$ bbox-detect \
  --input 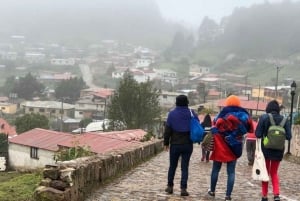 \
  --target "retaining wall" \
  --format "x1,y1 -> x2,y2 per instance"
34,139 -> 163,201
